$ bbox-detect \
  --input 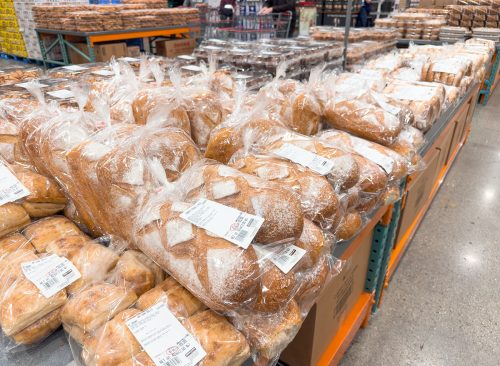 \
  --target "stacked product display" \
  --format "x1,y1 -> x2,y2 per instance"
32,4 -> 199,32
193,37 -> 344,78
374,12 -> 447,40
13,0 -> 88,60
446,4 -> 500,28
0,0 -> 28,57
0,36 -> 494,366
